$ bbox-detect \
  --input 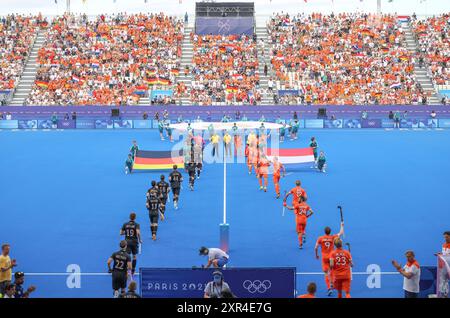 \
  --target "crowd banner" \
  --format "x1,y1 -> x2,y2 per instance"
343,119 -> 362,129
0,120 -> 18,129
324,119 -> 343,128
139,268 -> 296,298
94,119 -> 114,129
438,119 -> 450,128
18,120 -> 38,129
133,120 -> 152,129
304,119 -> 324,129
76,119 -> 95,129
57,119 -> 76,129
113,120 -> 133,129
361,119 -> 382,128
